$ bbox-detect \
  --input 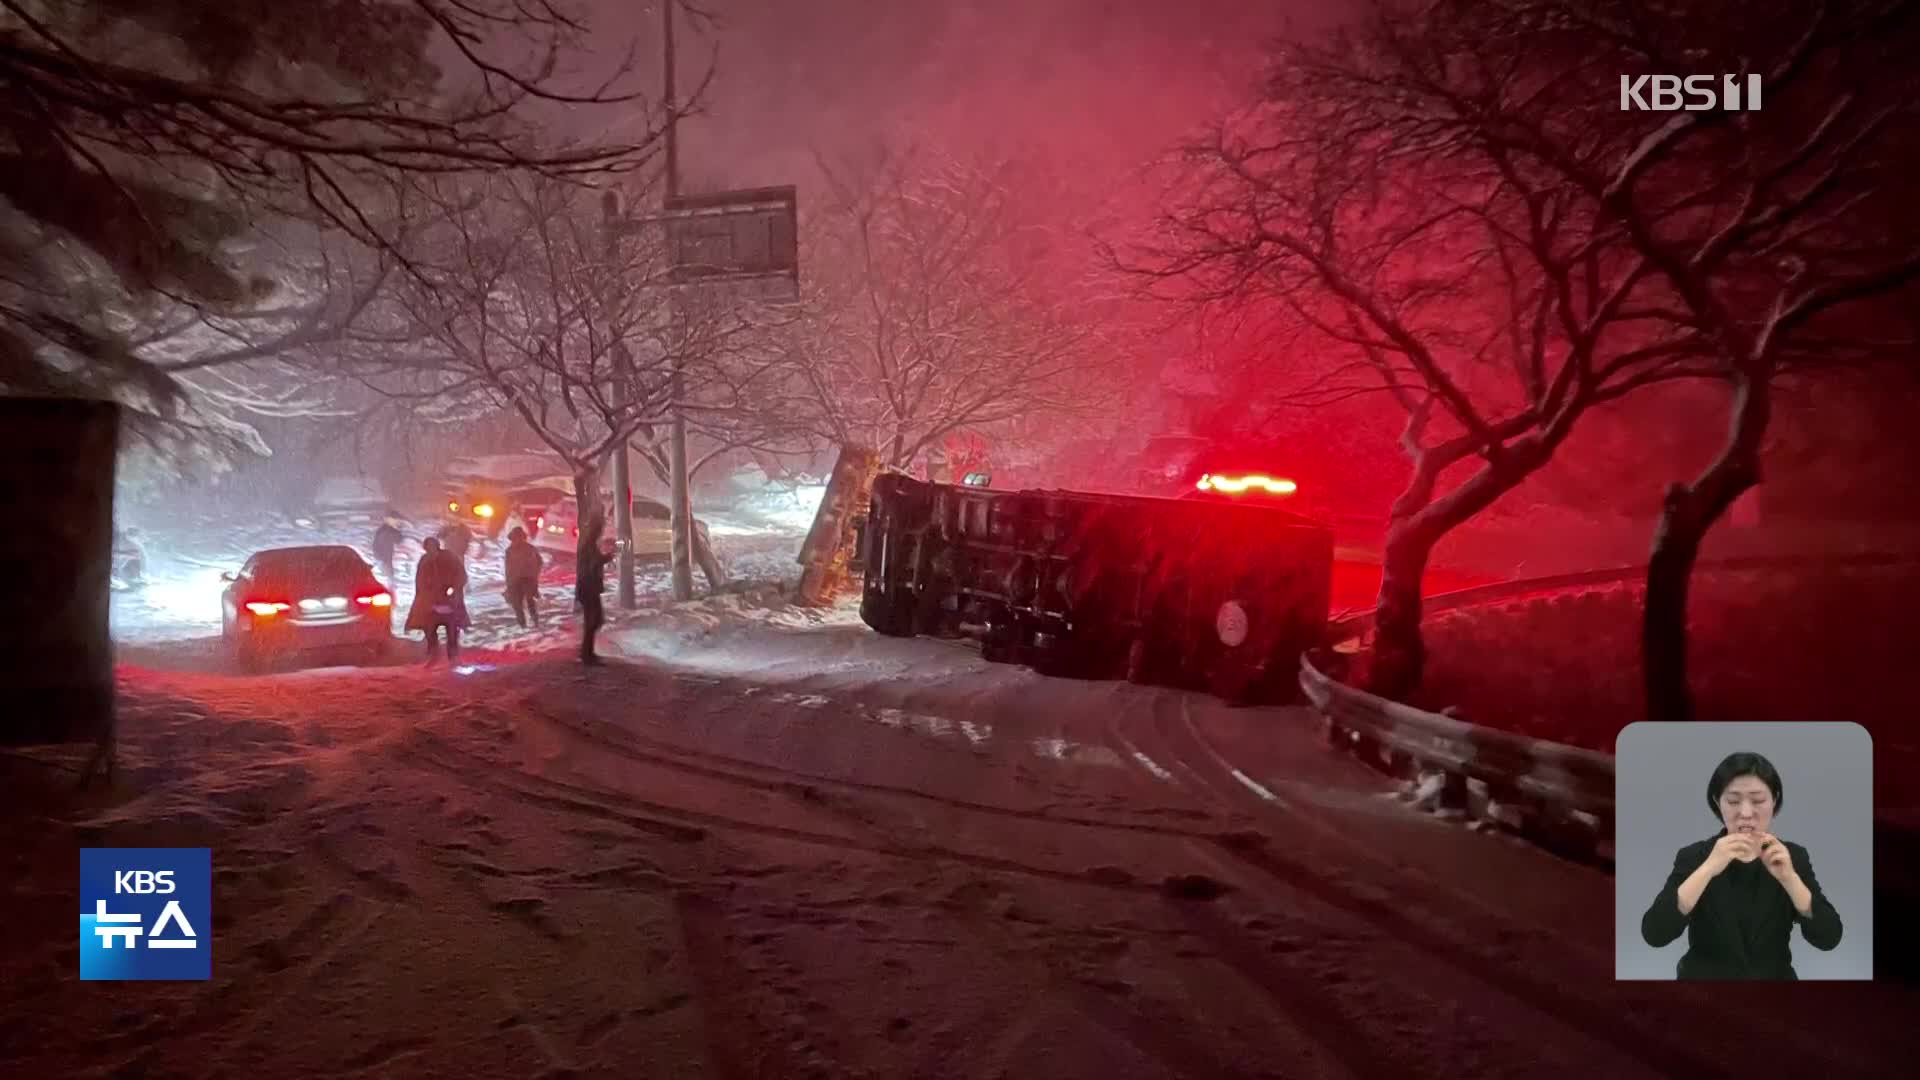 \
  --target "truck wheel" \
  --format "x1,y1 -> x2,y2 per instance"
1028,639 -> 1080,678
1127,633 -> 1178,688
865,585 -> 918,637
1211,664 -> 1266,707
981,615 -> 1020,663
